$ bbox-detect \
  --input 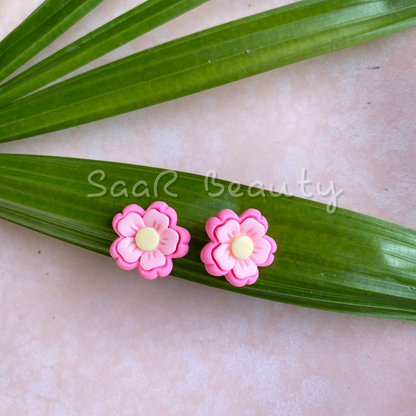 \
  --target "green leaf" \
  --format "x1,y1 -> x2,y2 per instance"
0,154 -> 415,320
0,0 -> 210,109
0,0 -> 415,143
0,0 -> 106,84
